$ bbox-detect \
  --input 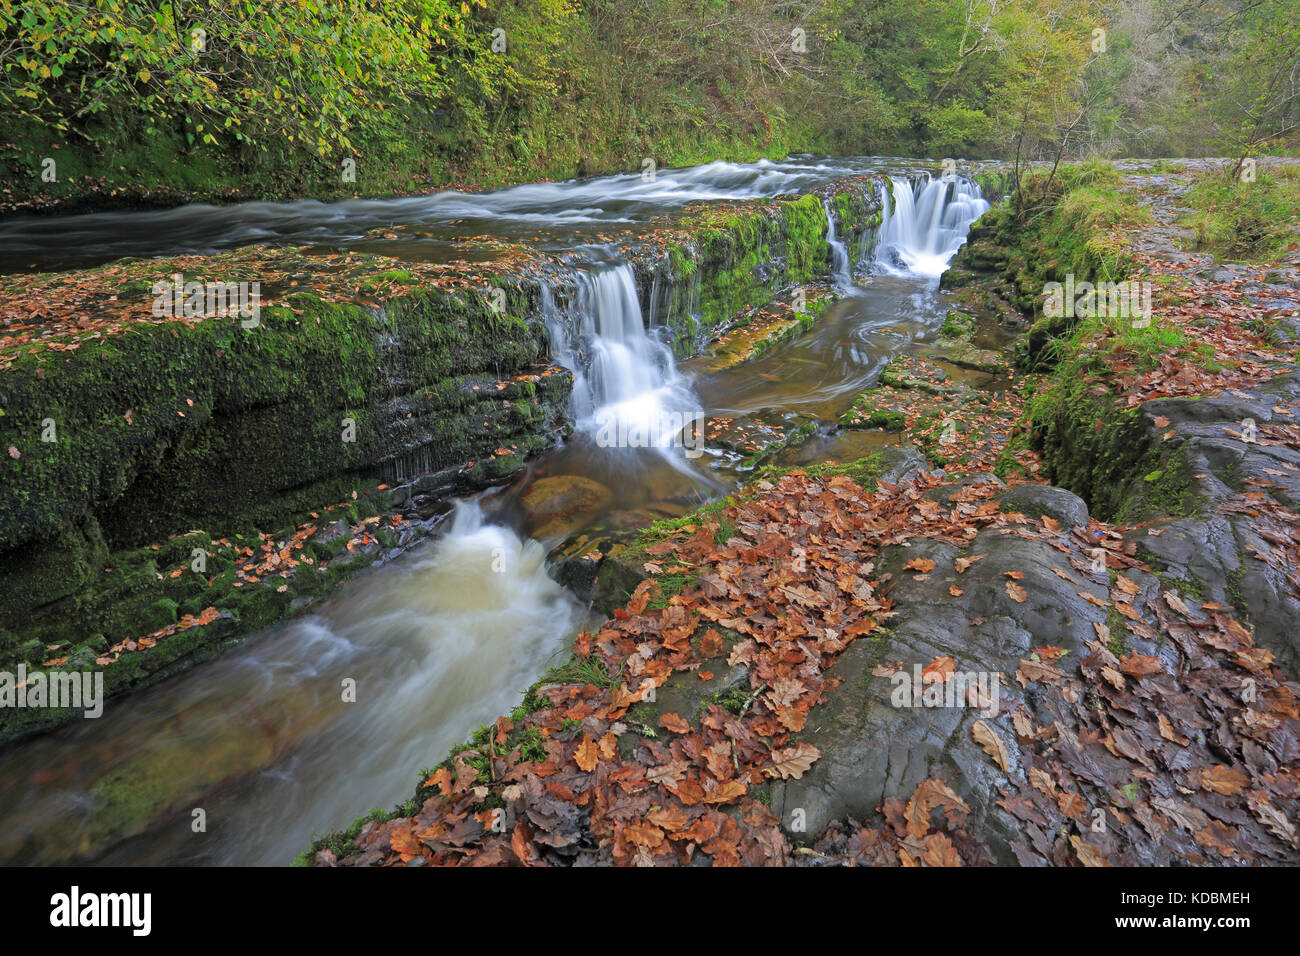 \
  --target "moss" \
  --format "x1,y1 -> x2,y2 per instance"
754,450 -> 887,493
360,269 -> 418,287
939,310 -> 977,340
783,194 -> 832,287
297,805 -> 393,866
953,166 -> 1148,370
1030,379 -> 1200,523
1224,567 -> 1250,623
702,685 -> 751,717
954,163 -> 1212,525
1105,603 -> 1128,656
652,183 -> 880,356
0,263 -> 574,646
841,390 -> 907,431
